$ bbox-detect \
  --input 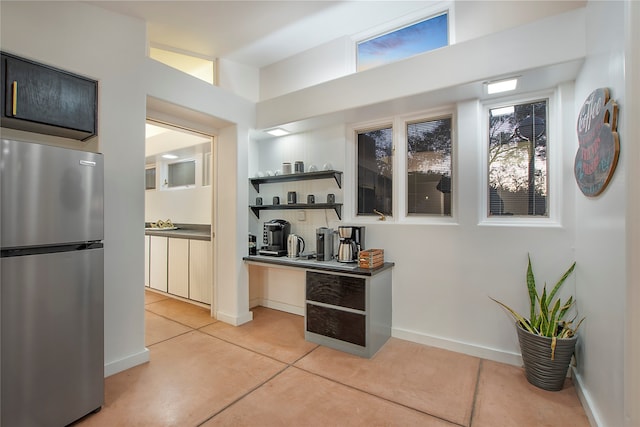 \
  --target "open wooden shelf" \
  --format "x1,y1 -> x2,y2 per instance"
249,203 -> 342,219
